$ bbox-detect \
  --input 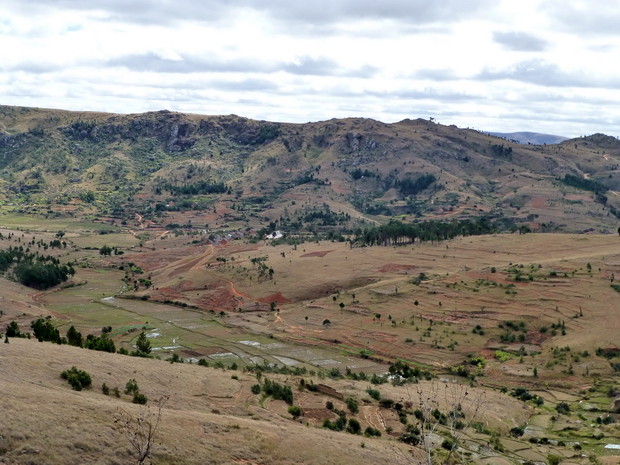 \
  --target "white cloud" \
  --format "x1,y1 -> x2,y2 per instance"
1,0 -> 619,137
